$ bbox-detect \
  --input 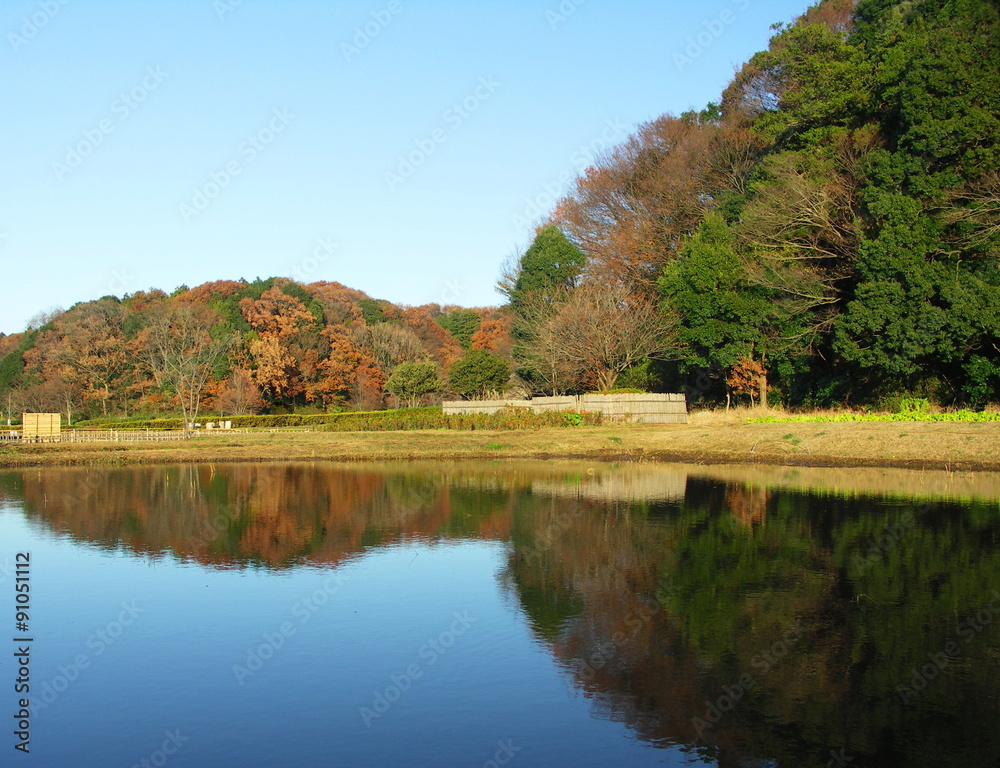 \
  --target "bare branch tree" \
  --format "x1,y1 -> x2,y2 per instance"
512,290 -> 585,396
144,306 -> 232,430
495,247 -> 524,303
349,322 -> 425,372
515,283 -> 676,393
944,173 -> 1000,251
555,283 -> 677,390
